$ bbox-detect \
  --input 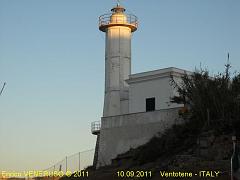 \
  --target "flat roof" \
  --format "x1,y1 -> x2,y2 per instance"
126,67 -> 192,84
